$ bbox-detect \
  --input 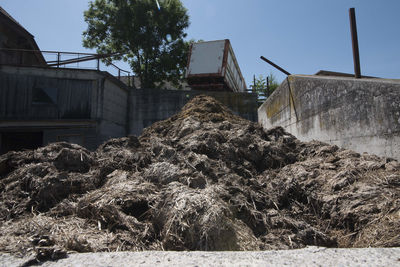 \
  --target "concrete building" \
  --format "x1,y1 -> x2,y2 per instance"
0,7 -> 258,154
0,64 -> 257,154
258,74 -> 400,160
0,65 -> 130,153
